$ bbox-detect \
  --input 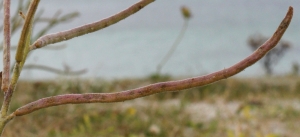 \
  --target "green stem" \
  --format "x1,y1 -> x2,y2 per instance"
0,113 -> 16,136
157,19 -> 189,73
15,0 -> 39,62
